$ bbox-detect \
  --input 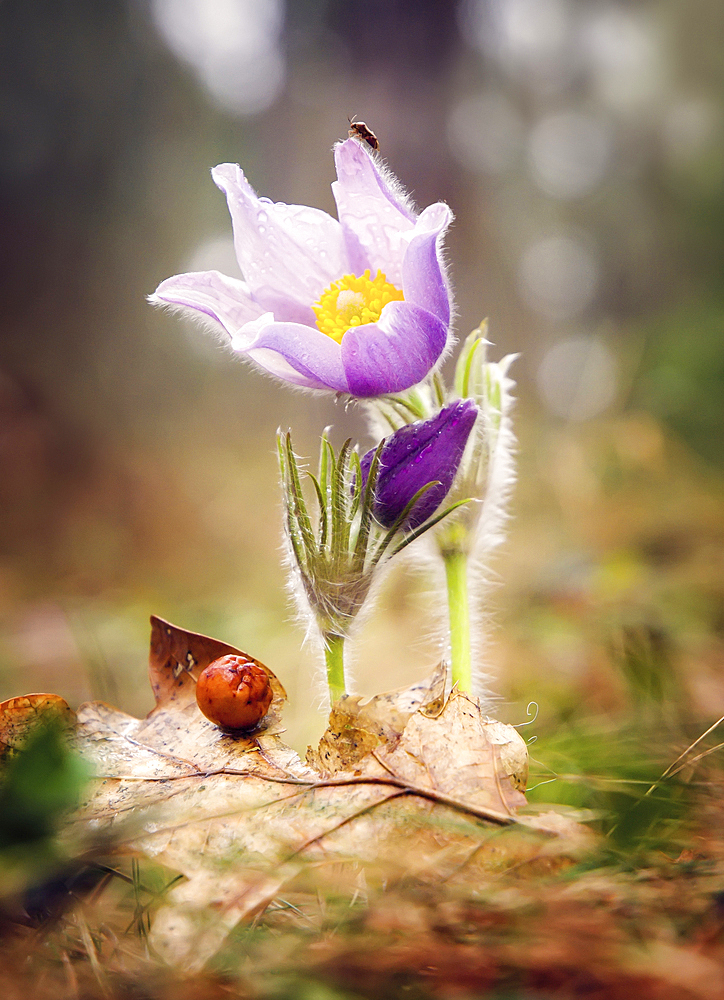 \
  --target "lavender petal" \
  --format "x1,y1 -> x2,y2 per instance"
245,321 -> 350,392
341,301 -> 447,397
332,139 -> 417,287
149,270 -> 265,337
212,163 -> 348,314
401,203 -> 453,327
